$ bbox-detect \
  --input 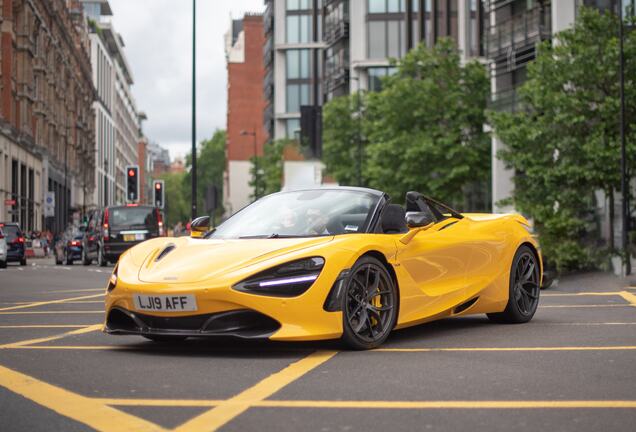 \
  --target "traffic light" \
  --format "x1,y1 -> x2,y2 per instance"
153,180 -> 165,209
126,165 -> 139,203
